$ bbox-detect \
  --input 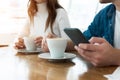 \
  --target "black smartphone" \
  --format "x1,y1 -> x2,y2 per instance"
64,28 -> 89,45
